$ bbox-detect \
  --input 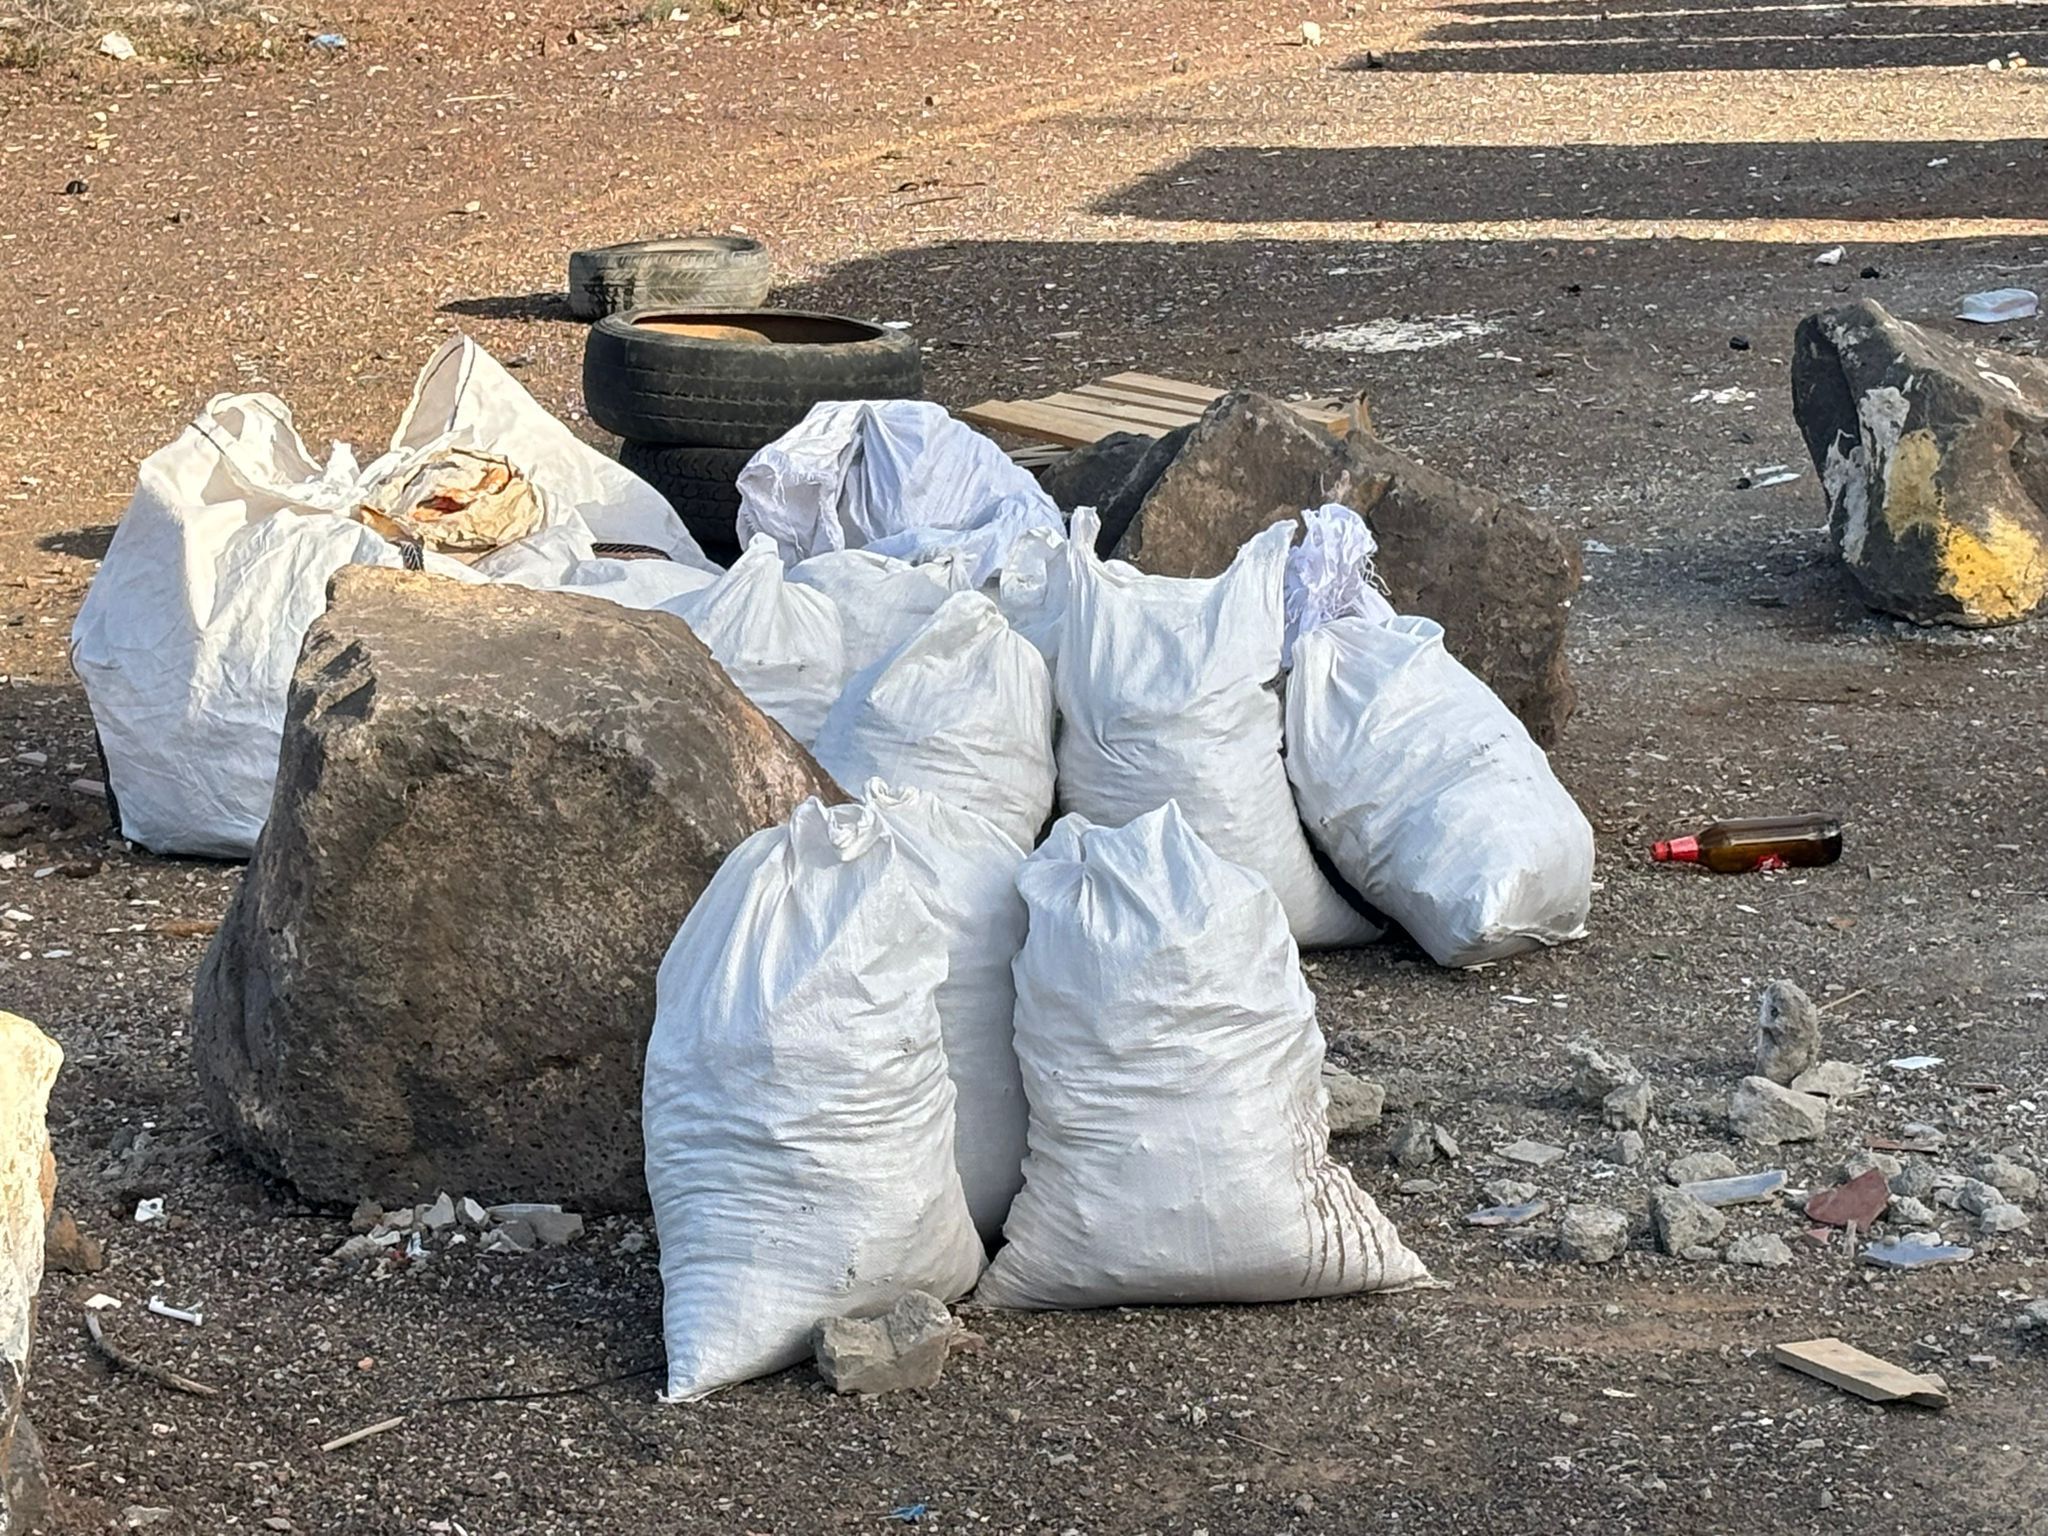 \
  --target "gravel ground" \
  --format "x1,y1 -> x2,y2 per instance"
4,2 -> 2047,1531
